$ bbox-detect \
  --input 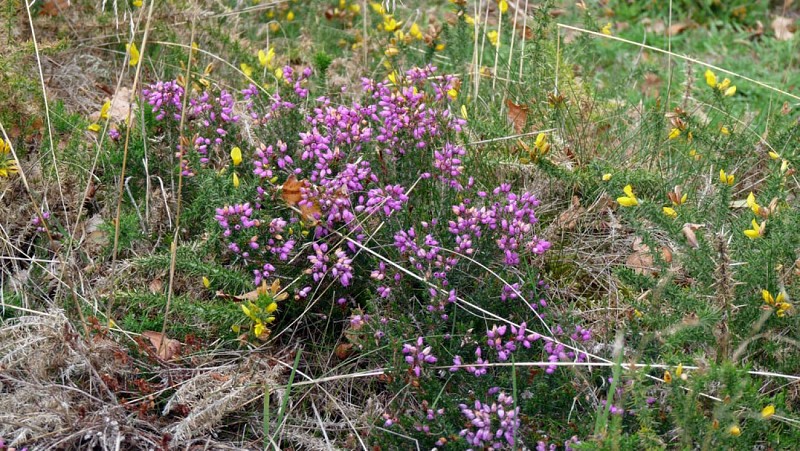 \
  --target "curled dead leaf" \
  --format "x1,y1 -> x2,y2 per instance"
335,343 -> 353,360
280,175 -> 304,205
661,246 -> 673,264
505,100 -> 528,134
667,21 -> 692,36
280,175 -> 321,222
626,237 -> 656,275
142,331 -> 181,360
681,223 -> 704,249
